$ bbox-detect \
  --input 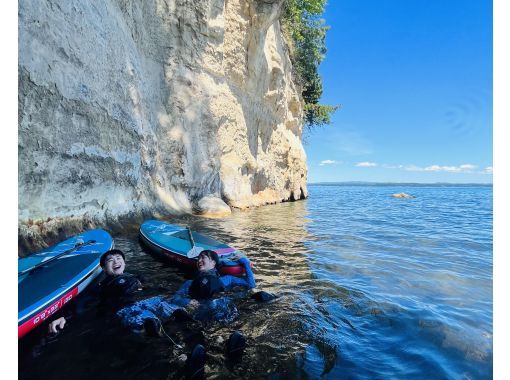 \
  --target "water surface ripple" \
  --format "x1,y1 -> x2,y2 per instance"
19,184 -> 493,379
